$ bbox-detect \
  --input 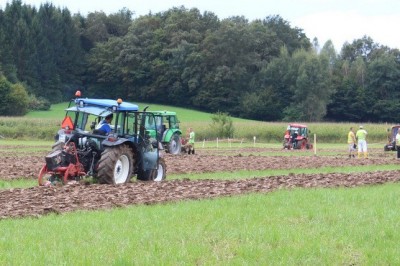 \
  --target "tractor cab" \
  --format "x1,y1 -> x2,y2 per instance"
384,125 -> 400,151
145,111 -> 182,155
283,123 -> 313,150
